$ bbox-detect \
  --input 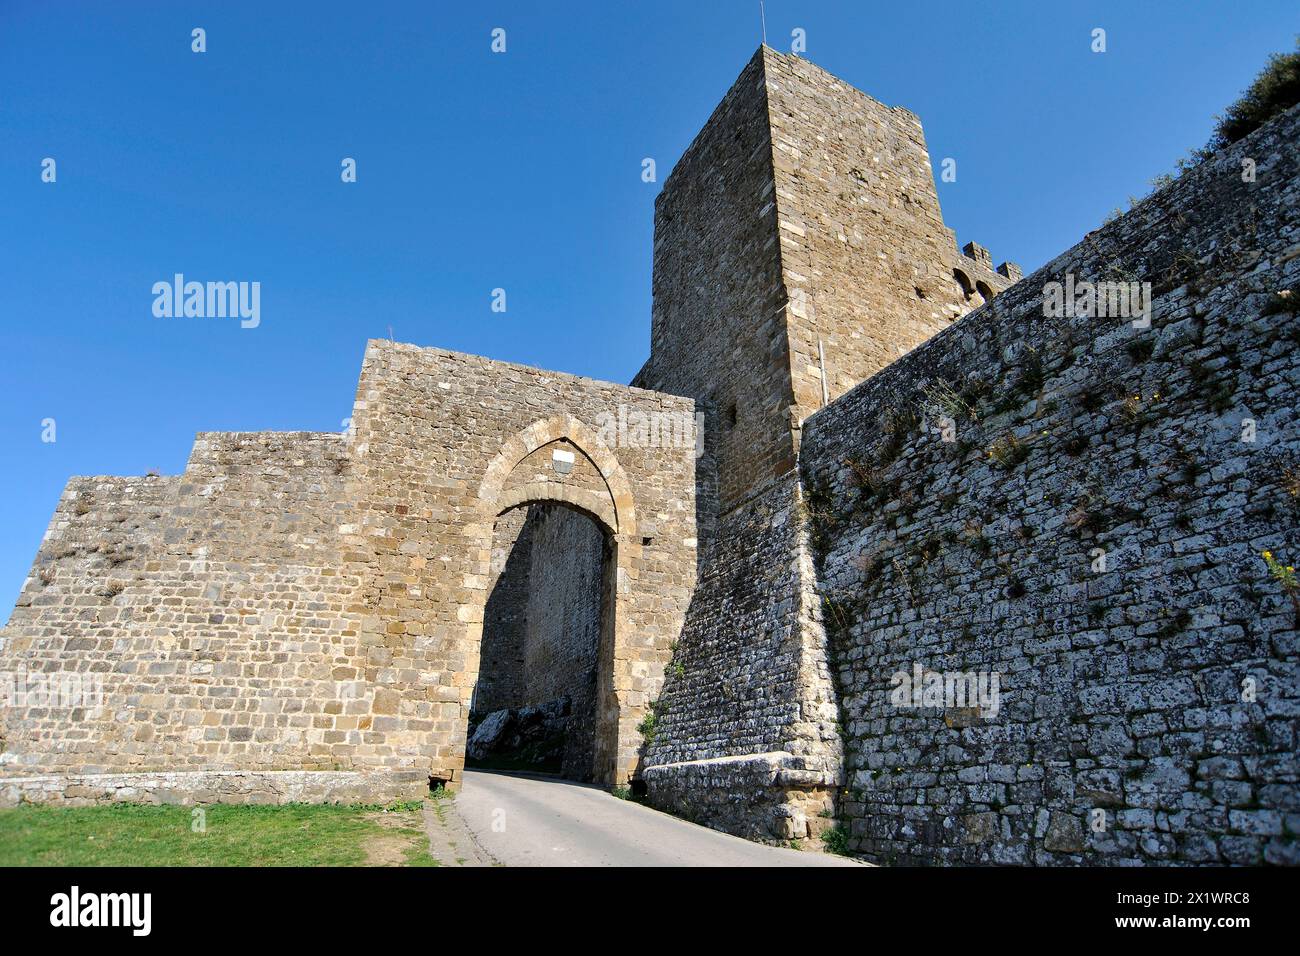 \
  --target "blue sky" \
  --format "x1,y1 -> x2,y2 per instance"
1,0 -> 1295,619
